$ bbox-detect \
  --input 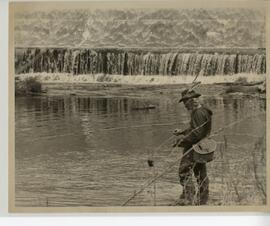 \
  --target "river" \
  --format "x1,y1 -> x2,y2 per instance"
15,85 -> 266,207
